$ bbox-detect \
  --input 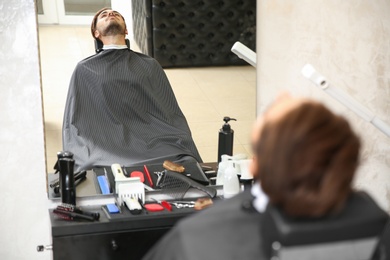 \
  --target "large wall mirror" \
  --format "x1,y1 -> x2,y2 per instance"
37,0 -> 256,198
